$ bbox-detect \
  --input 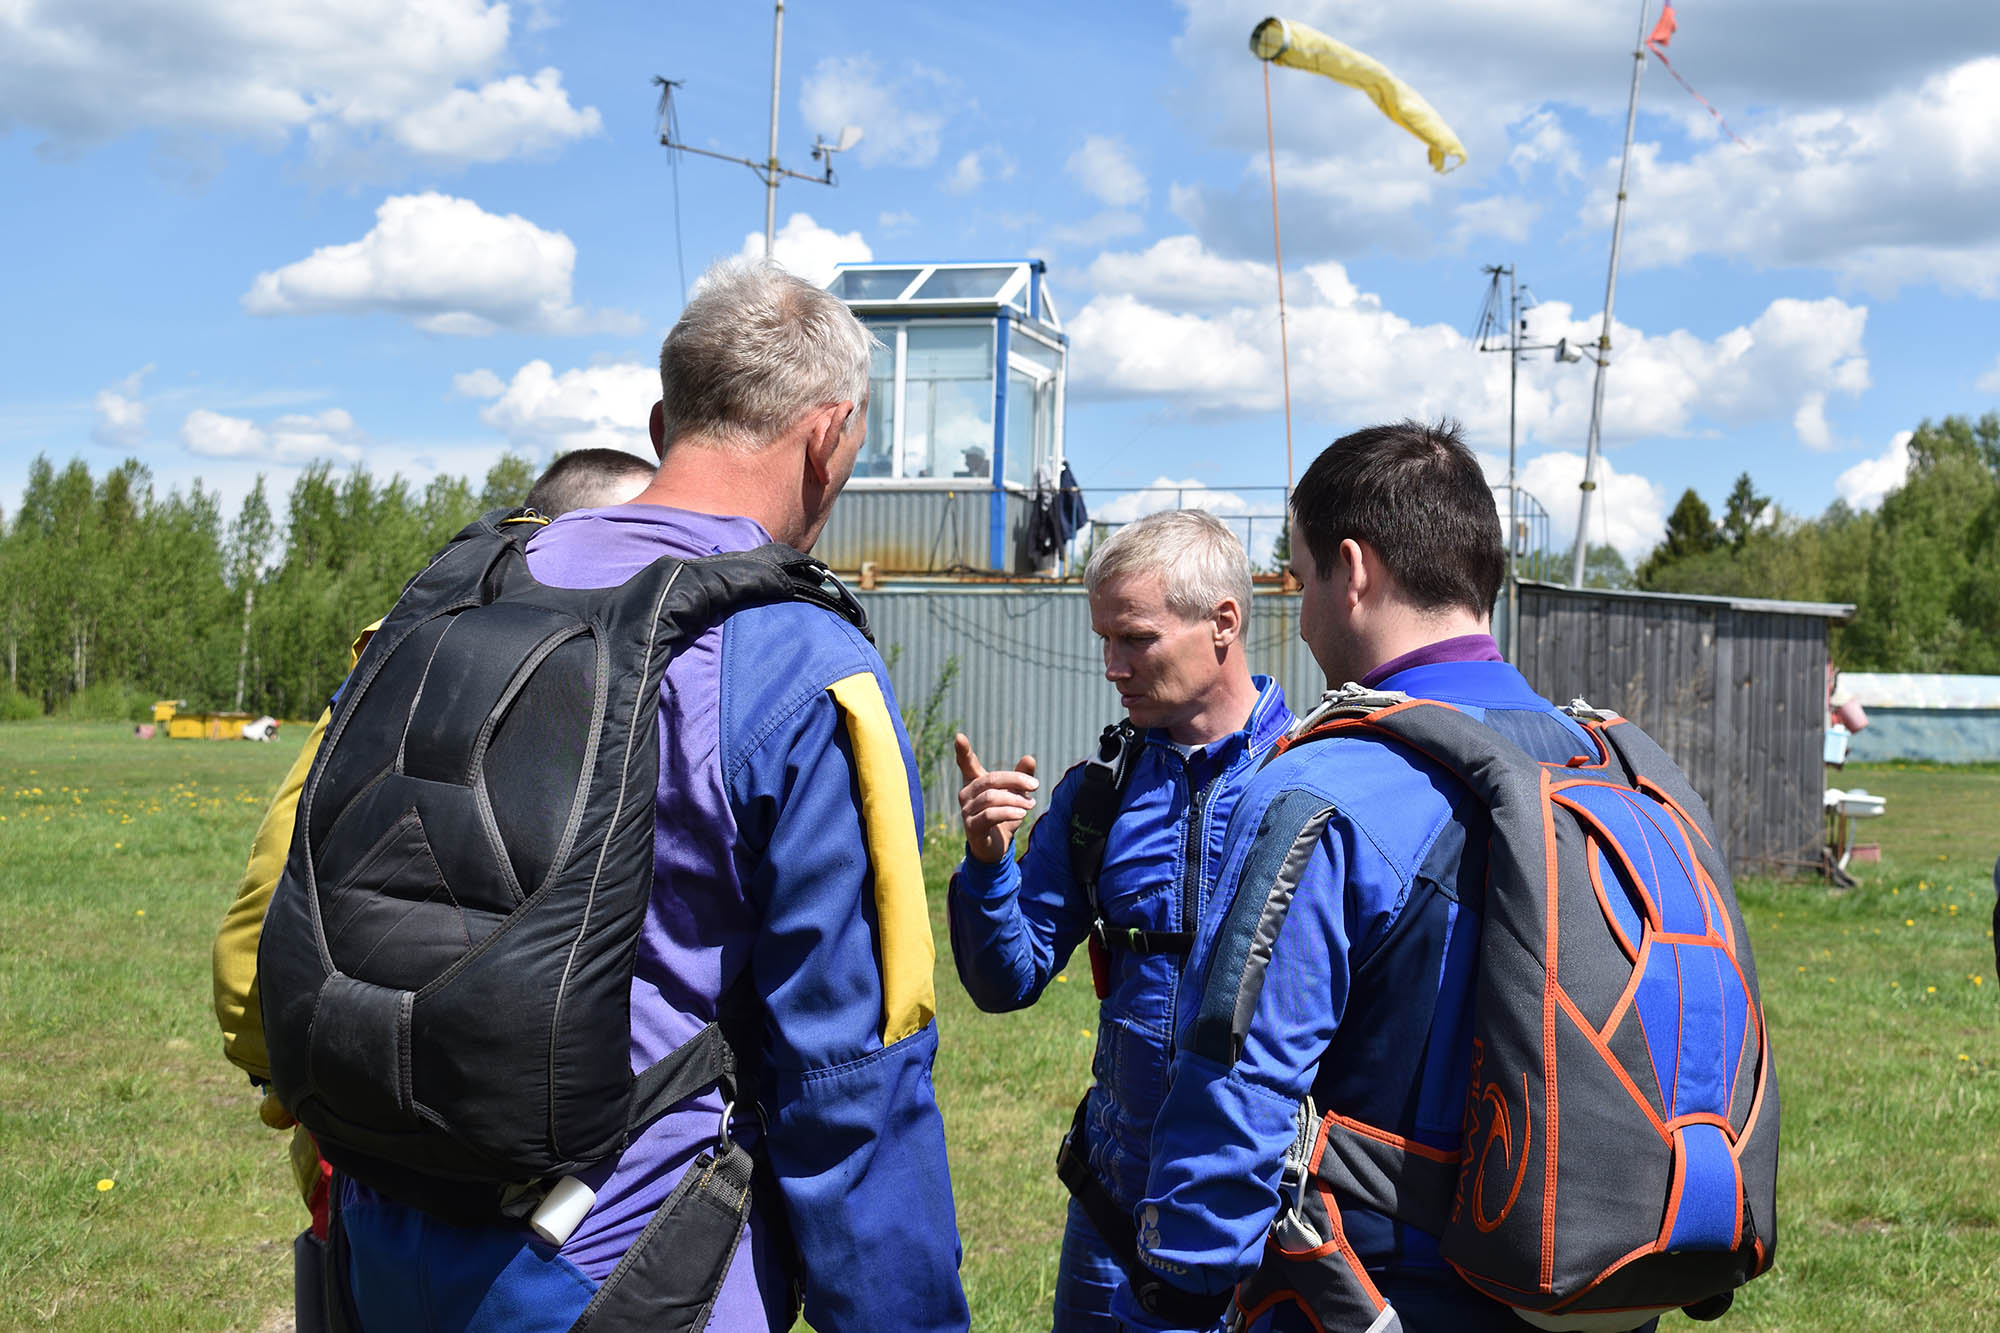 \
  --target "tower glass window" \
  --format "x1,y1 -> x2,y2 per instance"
856,336 -> 898,478
902,325 -> 994,480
